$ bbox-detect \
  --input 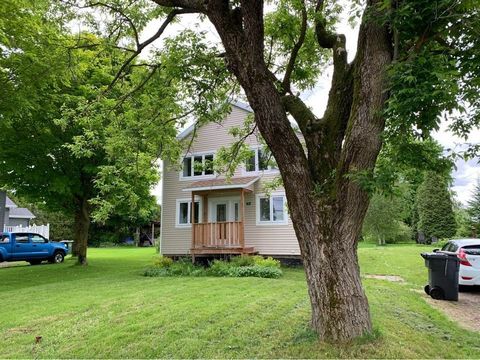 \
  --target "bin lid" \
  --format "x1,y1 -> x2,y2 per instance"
421,252 -> 459,260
